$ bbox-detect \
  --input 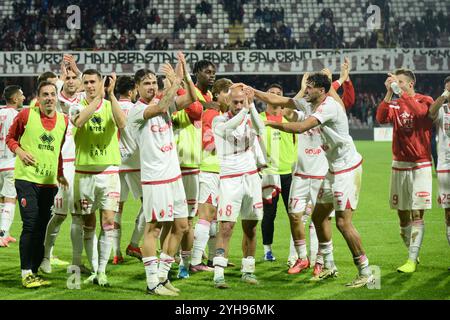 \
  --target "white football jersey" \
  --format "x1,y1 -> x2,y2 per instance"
436,104 -> 450,170
58,91 -> 84,161
213,110 -> 258,176
0,106 -> 18,169
118,99 -> 140,170
128,98 -> 181,183
293,101 -> 328,177
311,96 -> 362,172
